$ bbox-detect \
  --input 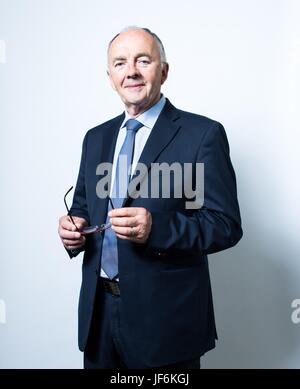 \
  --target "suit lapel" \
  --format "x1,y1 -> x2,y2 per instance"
92,113 -> 124,223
